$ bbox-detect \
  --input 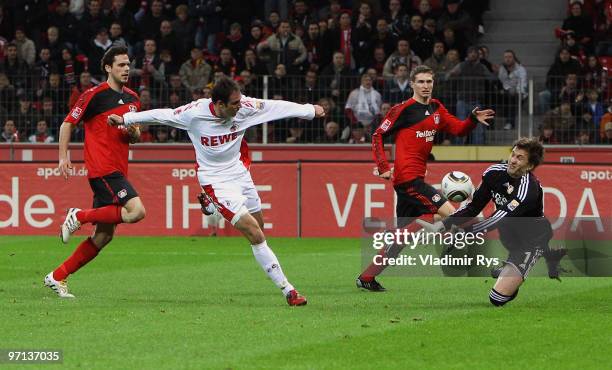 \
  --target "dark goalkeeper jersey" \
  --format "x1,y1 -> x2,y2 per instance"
372,98 -> 476,185
444,163 -> 552,246
64,82 -> 140,178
